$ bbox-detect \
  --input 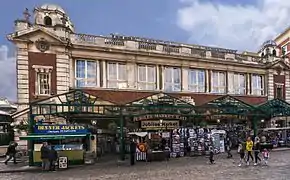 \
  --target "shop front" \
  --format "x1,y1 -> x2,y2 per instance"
20,124 -> 91,166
